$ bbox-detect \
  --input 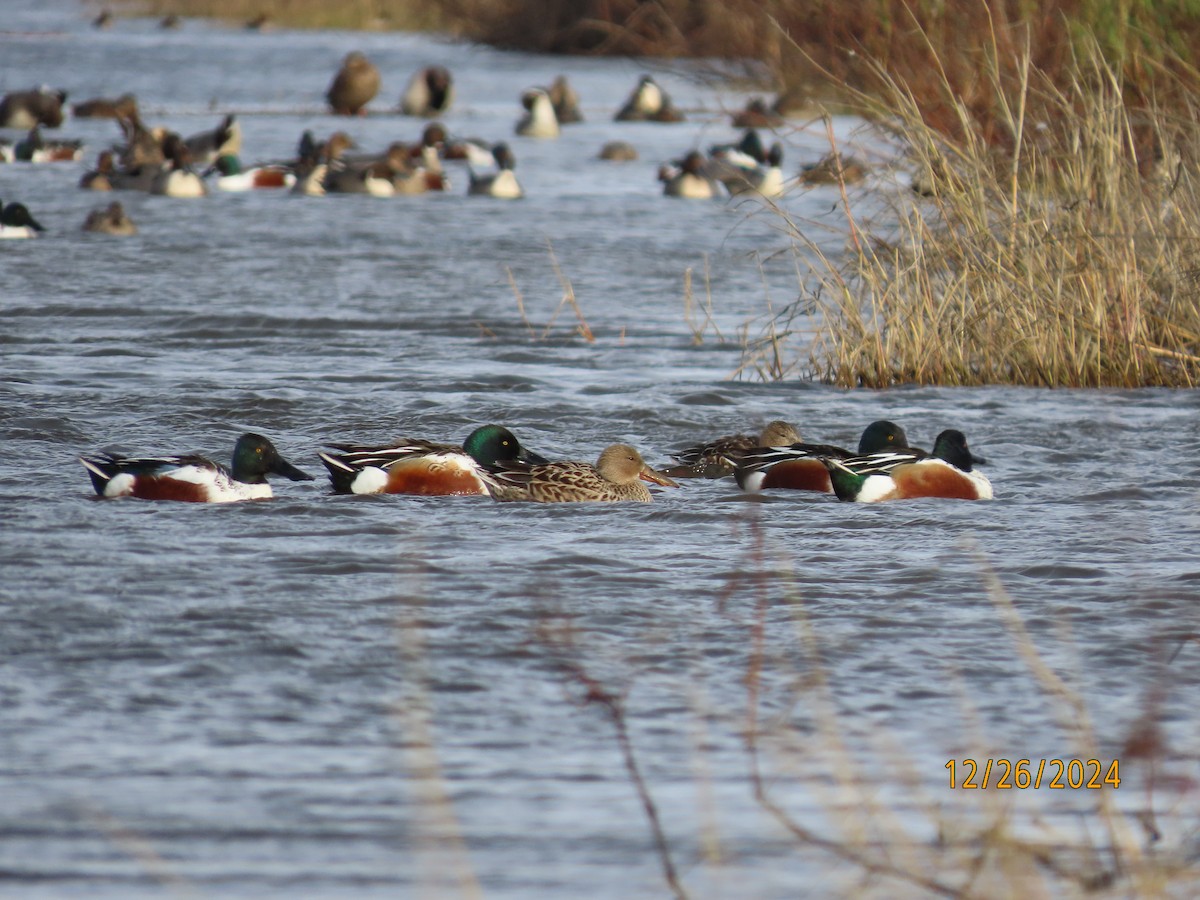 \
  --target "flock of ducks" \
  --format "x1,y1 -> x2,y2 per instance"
0,26 -> 865,237
79,420 -> 993,505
